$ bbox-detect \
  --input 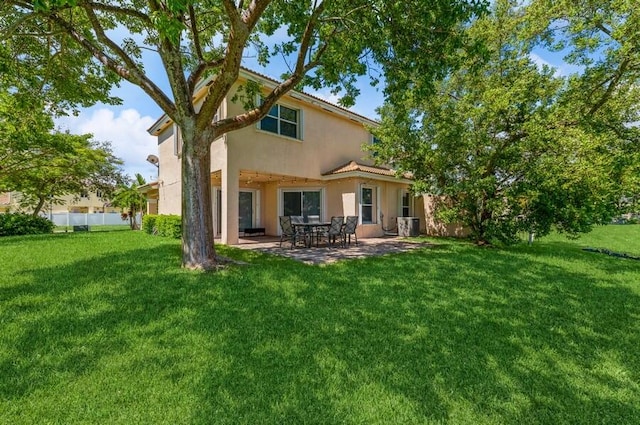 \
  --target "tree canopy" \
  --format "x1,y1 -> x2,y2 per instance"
371,0 -> 640,244
0,90 -> 125,215
0,0 -> 487,269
